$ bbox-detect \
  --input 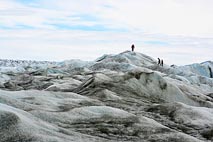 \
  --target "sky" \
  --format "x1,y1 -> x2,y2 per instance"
0,0 -> 213,65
